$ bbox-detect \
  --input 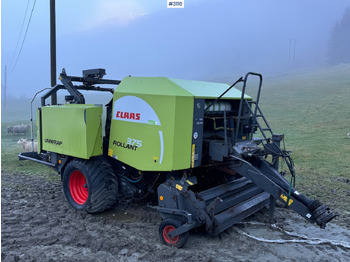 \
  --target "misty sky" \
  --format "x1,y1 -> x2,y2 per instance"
1,0 -> 350,98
